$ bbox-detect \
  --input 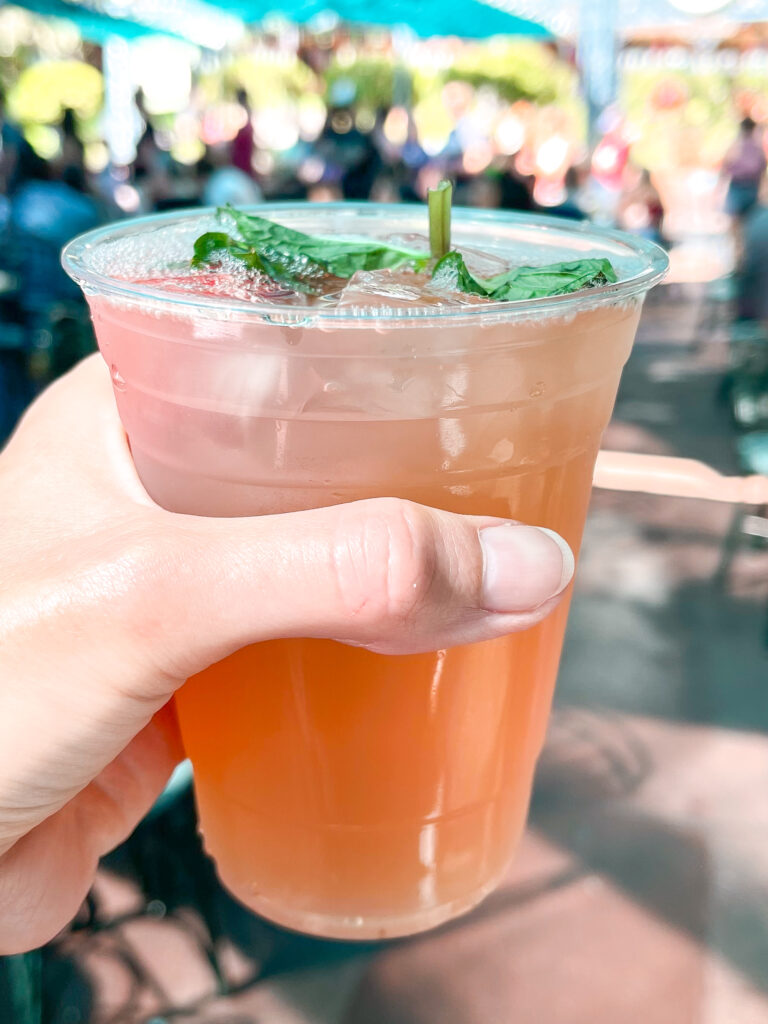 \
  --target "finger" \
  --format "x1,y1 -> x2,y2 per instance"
7,354 -> 117,453
3,355 -> 156,511
142,498 -> 574,684
0,708 -> 182,954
